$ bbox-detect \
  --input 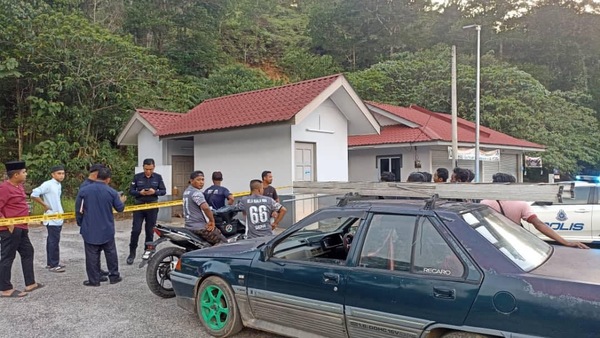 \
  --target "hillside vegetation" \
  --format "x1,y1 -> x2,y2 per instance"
2,0 -> 600,192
